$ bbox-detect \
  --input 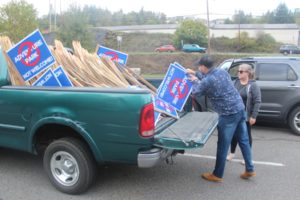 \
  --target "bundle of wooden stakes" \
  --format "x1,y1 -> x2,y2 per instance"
0,36 -> 27,86
0,36 -> 156,94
